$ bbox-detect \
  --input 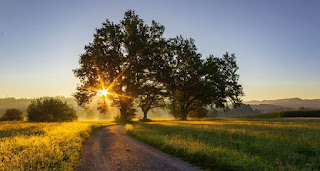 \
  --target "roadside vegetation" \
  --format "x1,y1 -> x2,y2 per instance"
0,121 -> 113,170
126,119 -> 320,170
